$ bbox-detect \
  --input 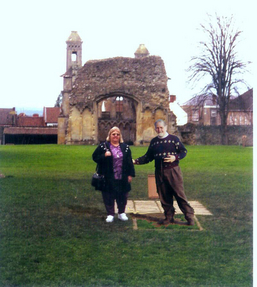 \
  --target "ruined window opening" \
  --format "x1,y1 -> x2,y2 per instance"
116,96 -> 123,113
72,52 -> 77,62
101,101 -> 106,112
